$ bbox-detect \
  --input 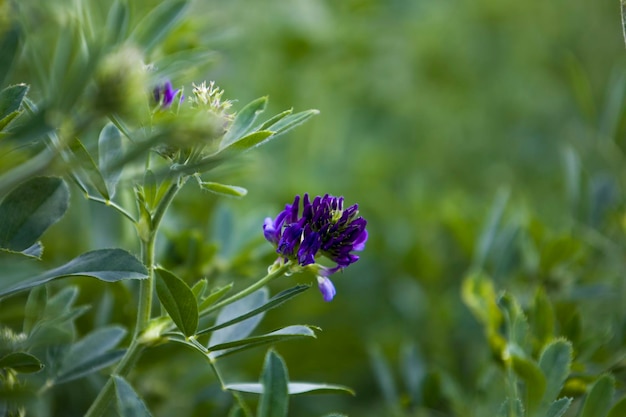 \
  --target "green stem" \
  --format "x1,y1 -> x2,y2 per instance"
85,177 -> 186,417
